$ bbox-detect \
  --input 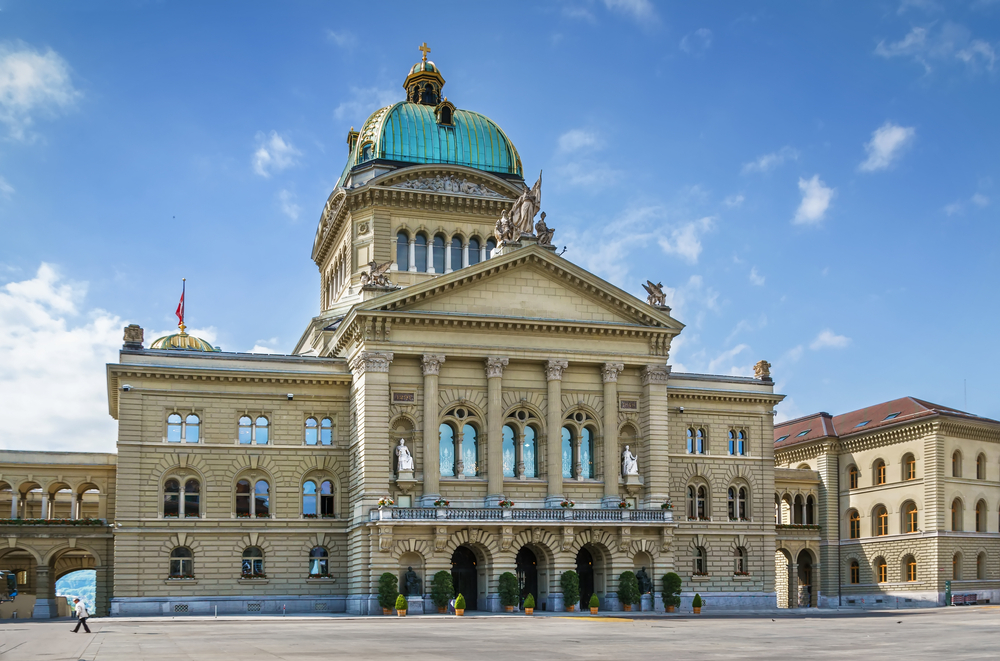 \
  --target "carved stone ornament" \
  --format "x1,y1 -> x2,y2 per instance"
500,526 -> 514,551
642,280 -> 668,307
561,526 -> 574,552
123,324 -> 144,349
754,359 -> 772,381
602,362 -> 625,383
545,359 -> 569,381
350,351 -> 394,374
378,526 -> 393,553
618,527 -> 632,553
434,526 -> 448,553
485,356 -> 509,379
392,174 -> 505,199
641,365 -> 670,386
421,354 -> 446,376
360,260 -> 395,288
